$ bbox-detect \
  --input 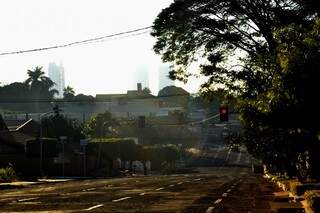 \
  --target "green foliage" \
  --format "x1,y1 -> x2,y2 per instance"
24,66 -> 58,99
152,0 -> 320,179
158,85 -> 189,97
145,144 -> 180,165
73,94 -> 95,103
0,66 -> 58,112
41,115 -> 84,143
0,167 -> 17,182
142,87 -> 152,95
87,138 -> 180,172
63,86 -> 75,100
83,111 -> 118,138
305,190 -> 320,212
117,119 -> 200,148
